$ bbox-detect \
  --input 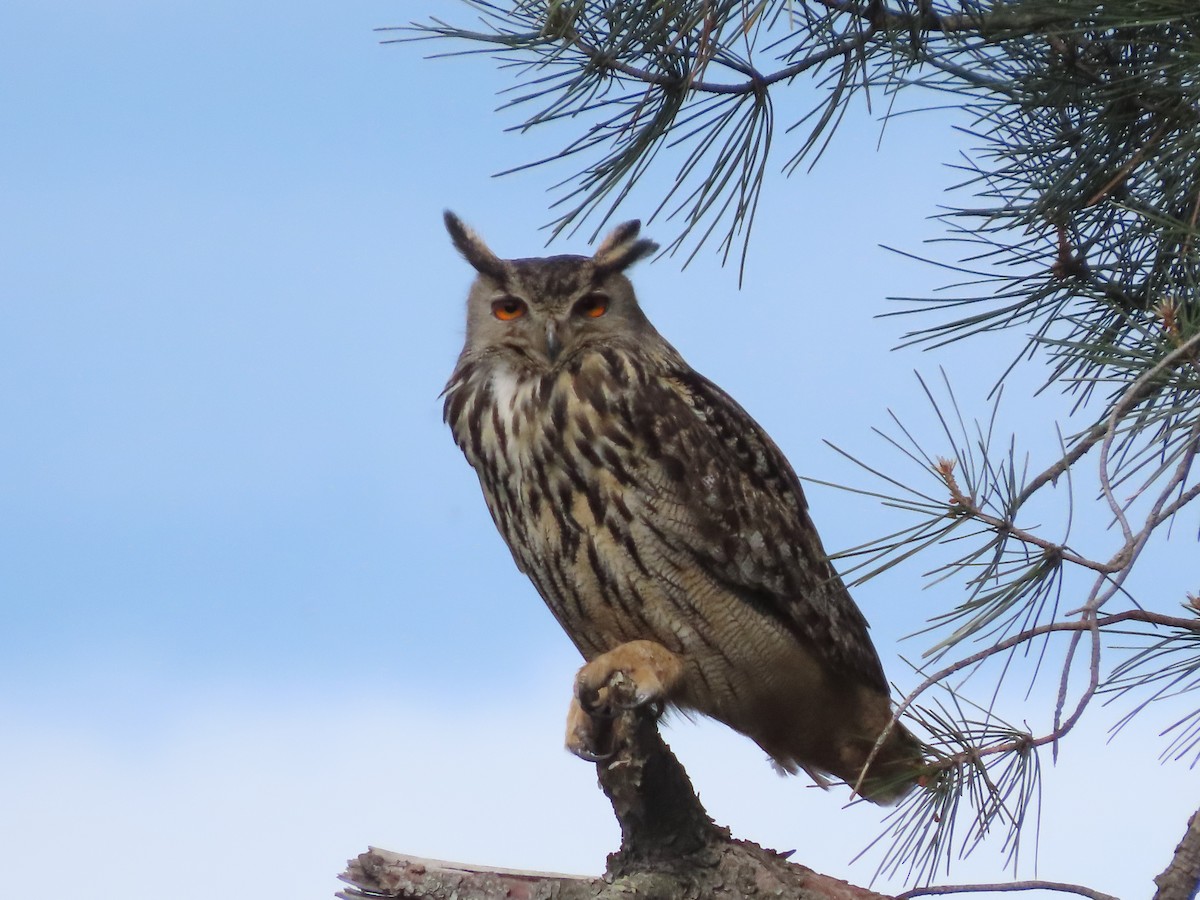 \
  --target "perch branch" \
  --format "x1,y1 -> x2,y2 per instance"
338,698 -> 897,900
